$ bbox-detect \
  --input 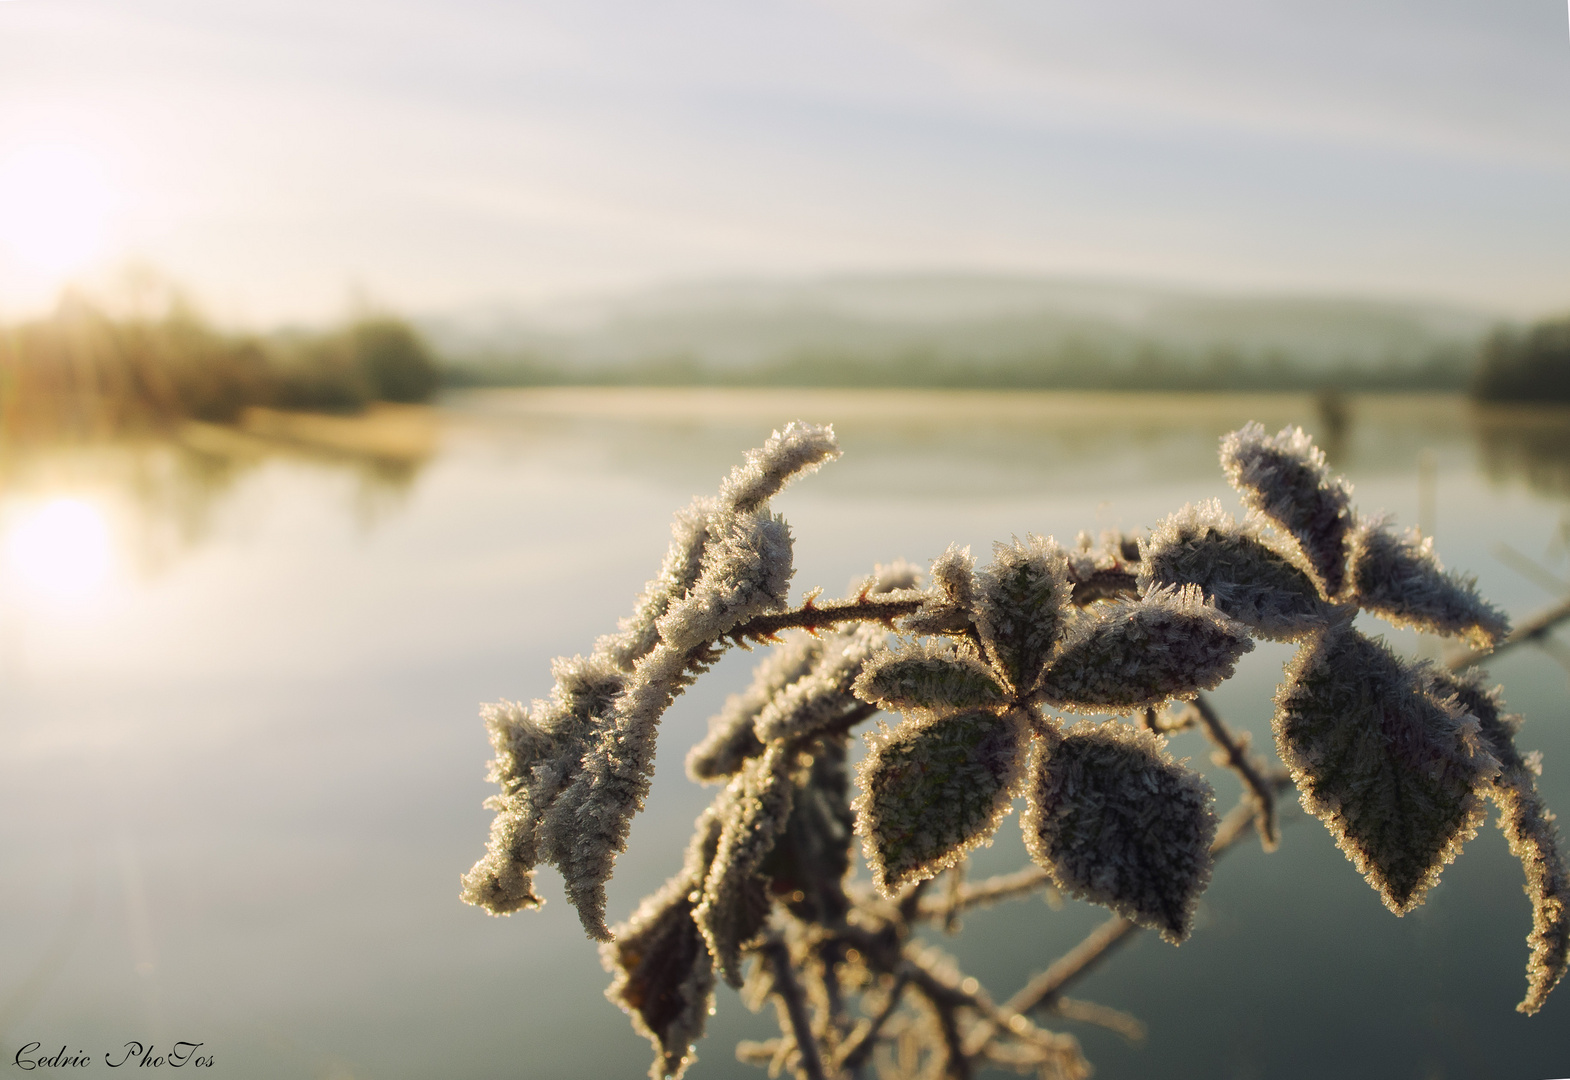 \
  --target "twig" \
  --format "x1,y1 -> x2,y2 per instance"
1004,913 -> 1137,1018
729,592 -> 929,644
836,973 -> 910,1076
913,868 -> 1052,919
941,863 -> 964,934
1006,775 -> 1294,1019
1192,693 -> 1279,851
760,936 -> 830,1080
1047,996 -> 1146,1044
